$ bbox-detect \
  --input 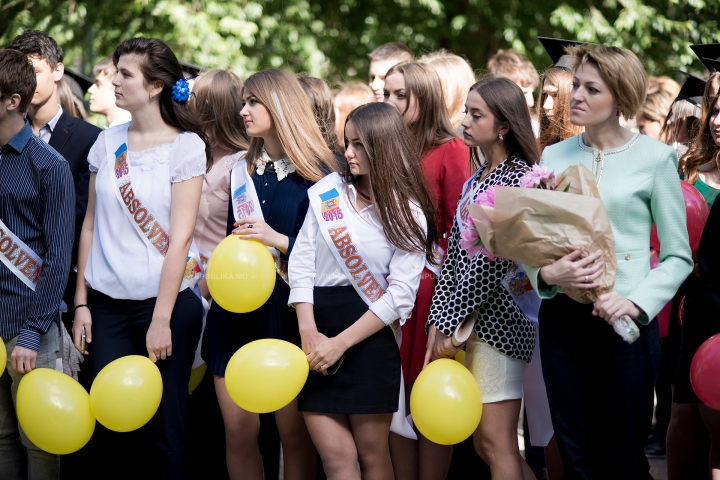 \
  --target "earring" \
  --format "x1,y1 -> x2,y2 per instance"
616,109 -> 621,117
498,133 -> 504,141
